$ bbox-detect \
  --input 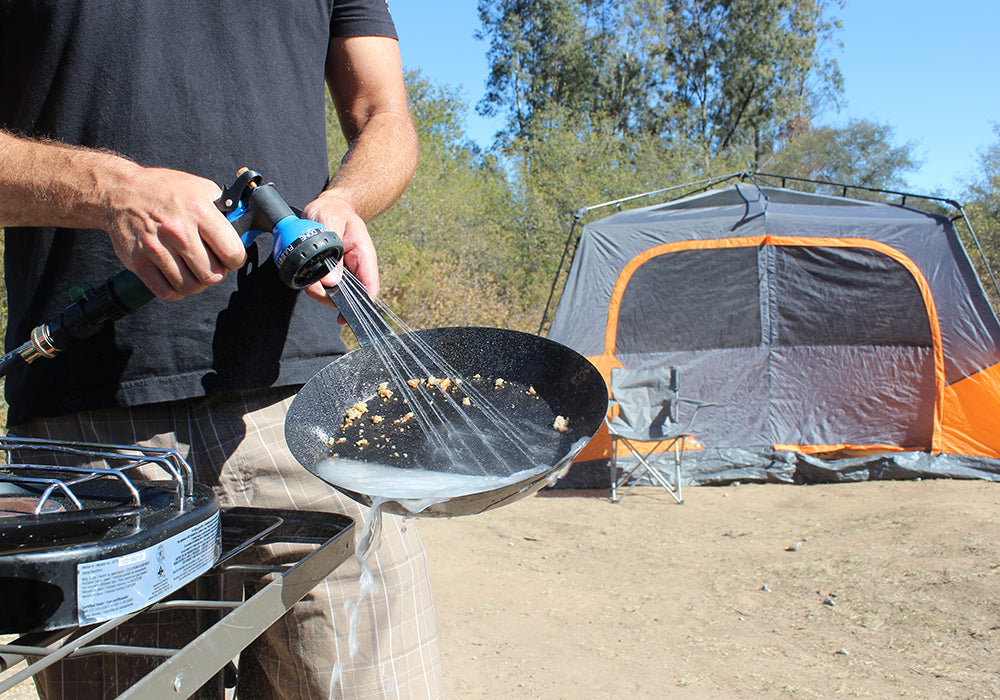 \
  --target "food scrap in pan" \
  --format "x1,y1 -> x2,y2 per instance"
334,377 -> 571,456
342,400 -> 368,427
